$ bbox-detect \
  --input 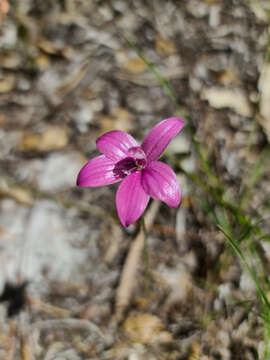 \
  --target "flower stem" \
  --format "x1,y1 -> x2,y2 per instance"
141,216 -> 151,293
